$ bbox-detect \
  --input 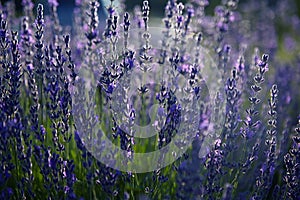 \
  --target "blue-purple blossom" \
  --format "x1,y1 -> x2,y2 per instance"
0,0 -> 299,199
